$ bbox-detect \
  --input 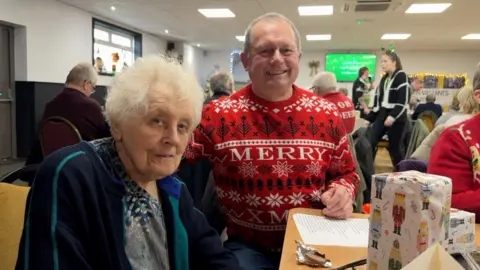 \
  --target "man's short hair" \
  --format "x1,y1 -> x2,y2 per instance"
312,72 -> 337,91
412,78 -> 424,84
425,93 -> 436,103
209,72 -> 233,94
65,63 -> 97,86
